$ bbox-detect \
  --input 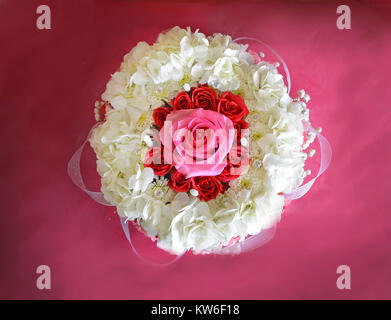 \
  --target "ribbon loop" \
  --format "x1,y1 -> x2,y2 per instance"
120,217 -> 185,266
211,226 -> 276,255
233,37 -> 291,94
67,125 -> 113,206
284,123 -> 332,200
